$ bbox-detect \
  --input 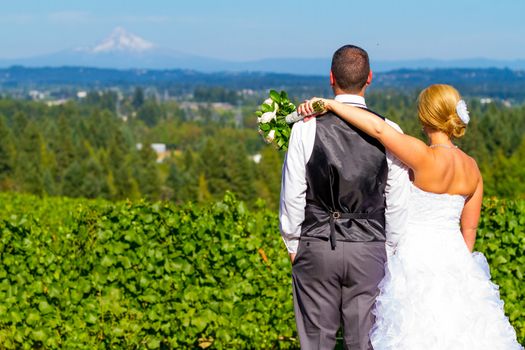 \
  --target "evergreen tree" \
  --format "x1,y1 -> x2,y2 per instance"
84,91 -> 118,113
61,161 -> 84,197
197,173 -> 211,203
137,100 -> 164,127
132,87 -> 145,109
82,109 -> 118,149
198,134 -> 256,202
43,169 -> 58,196
107,128 -> 135,199
53,115 -> 77,173
164,161 -> 181,201
80,156 -> 109,198
131,144 -> 161,200
39,132 -> 58,195
0,116 -> 16,190
484,138 -> 525,199
255,146 -> 285,209
15,121 -> 45,195
165,151 -> 199,203
12,111 -> 28,136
